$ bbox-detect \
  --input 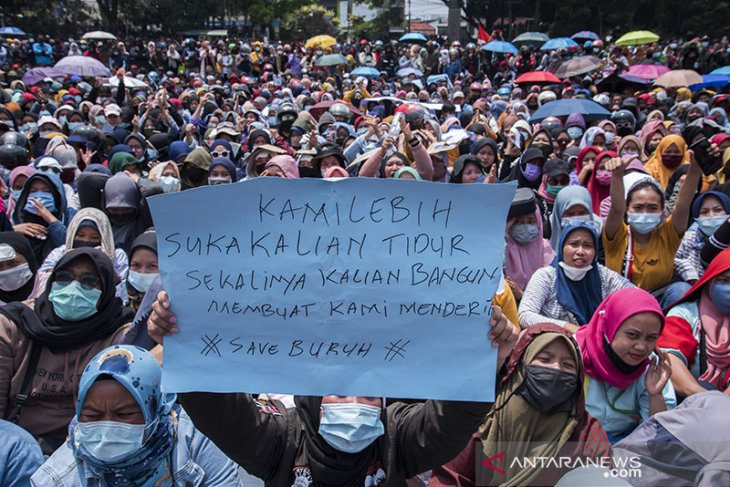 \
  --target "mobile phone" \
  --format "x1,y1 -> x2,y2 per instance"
690,136 -> 722,176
